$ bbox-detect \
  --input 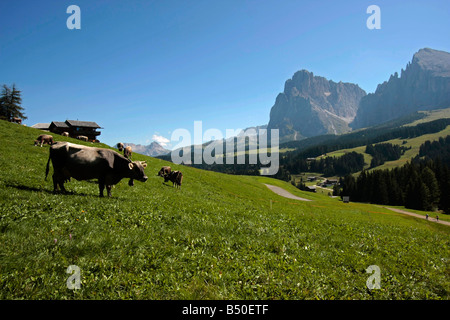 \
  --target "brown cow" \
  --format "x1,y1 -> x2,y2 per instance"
123,146 -> 132,159
34,134 -> 54,147
45,142 -> 148,197
164,170 -> 183,189
157,166 -> 171,177
116,142 -> 124,152
11,117 -> 22,124
76,135 -> 88,142
61,132 -> 69,137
